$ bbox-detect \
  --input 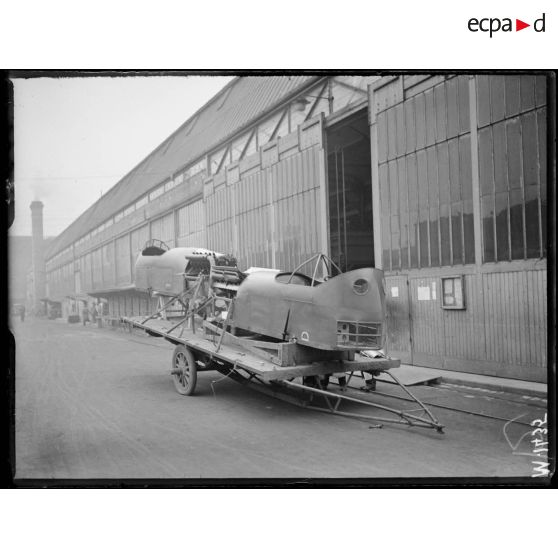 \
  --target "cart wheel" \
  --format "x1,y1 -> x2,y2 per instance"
172,345 -> 197,396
